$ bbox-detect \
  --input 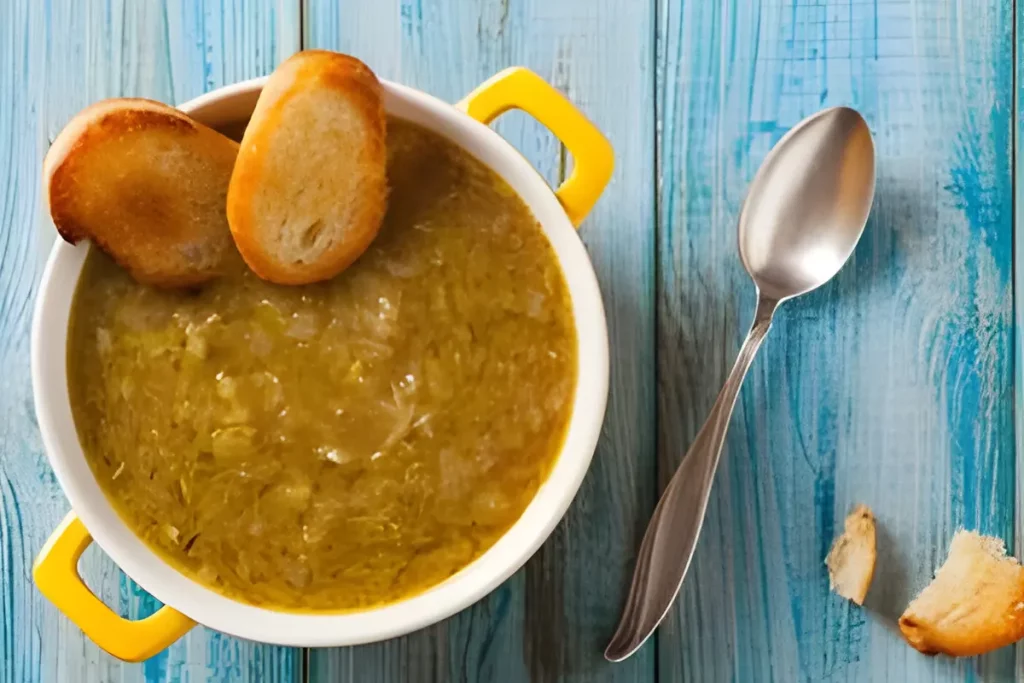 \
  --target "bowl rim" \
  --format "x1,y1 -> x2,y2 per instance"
32,75 -> 610,646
